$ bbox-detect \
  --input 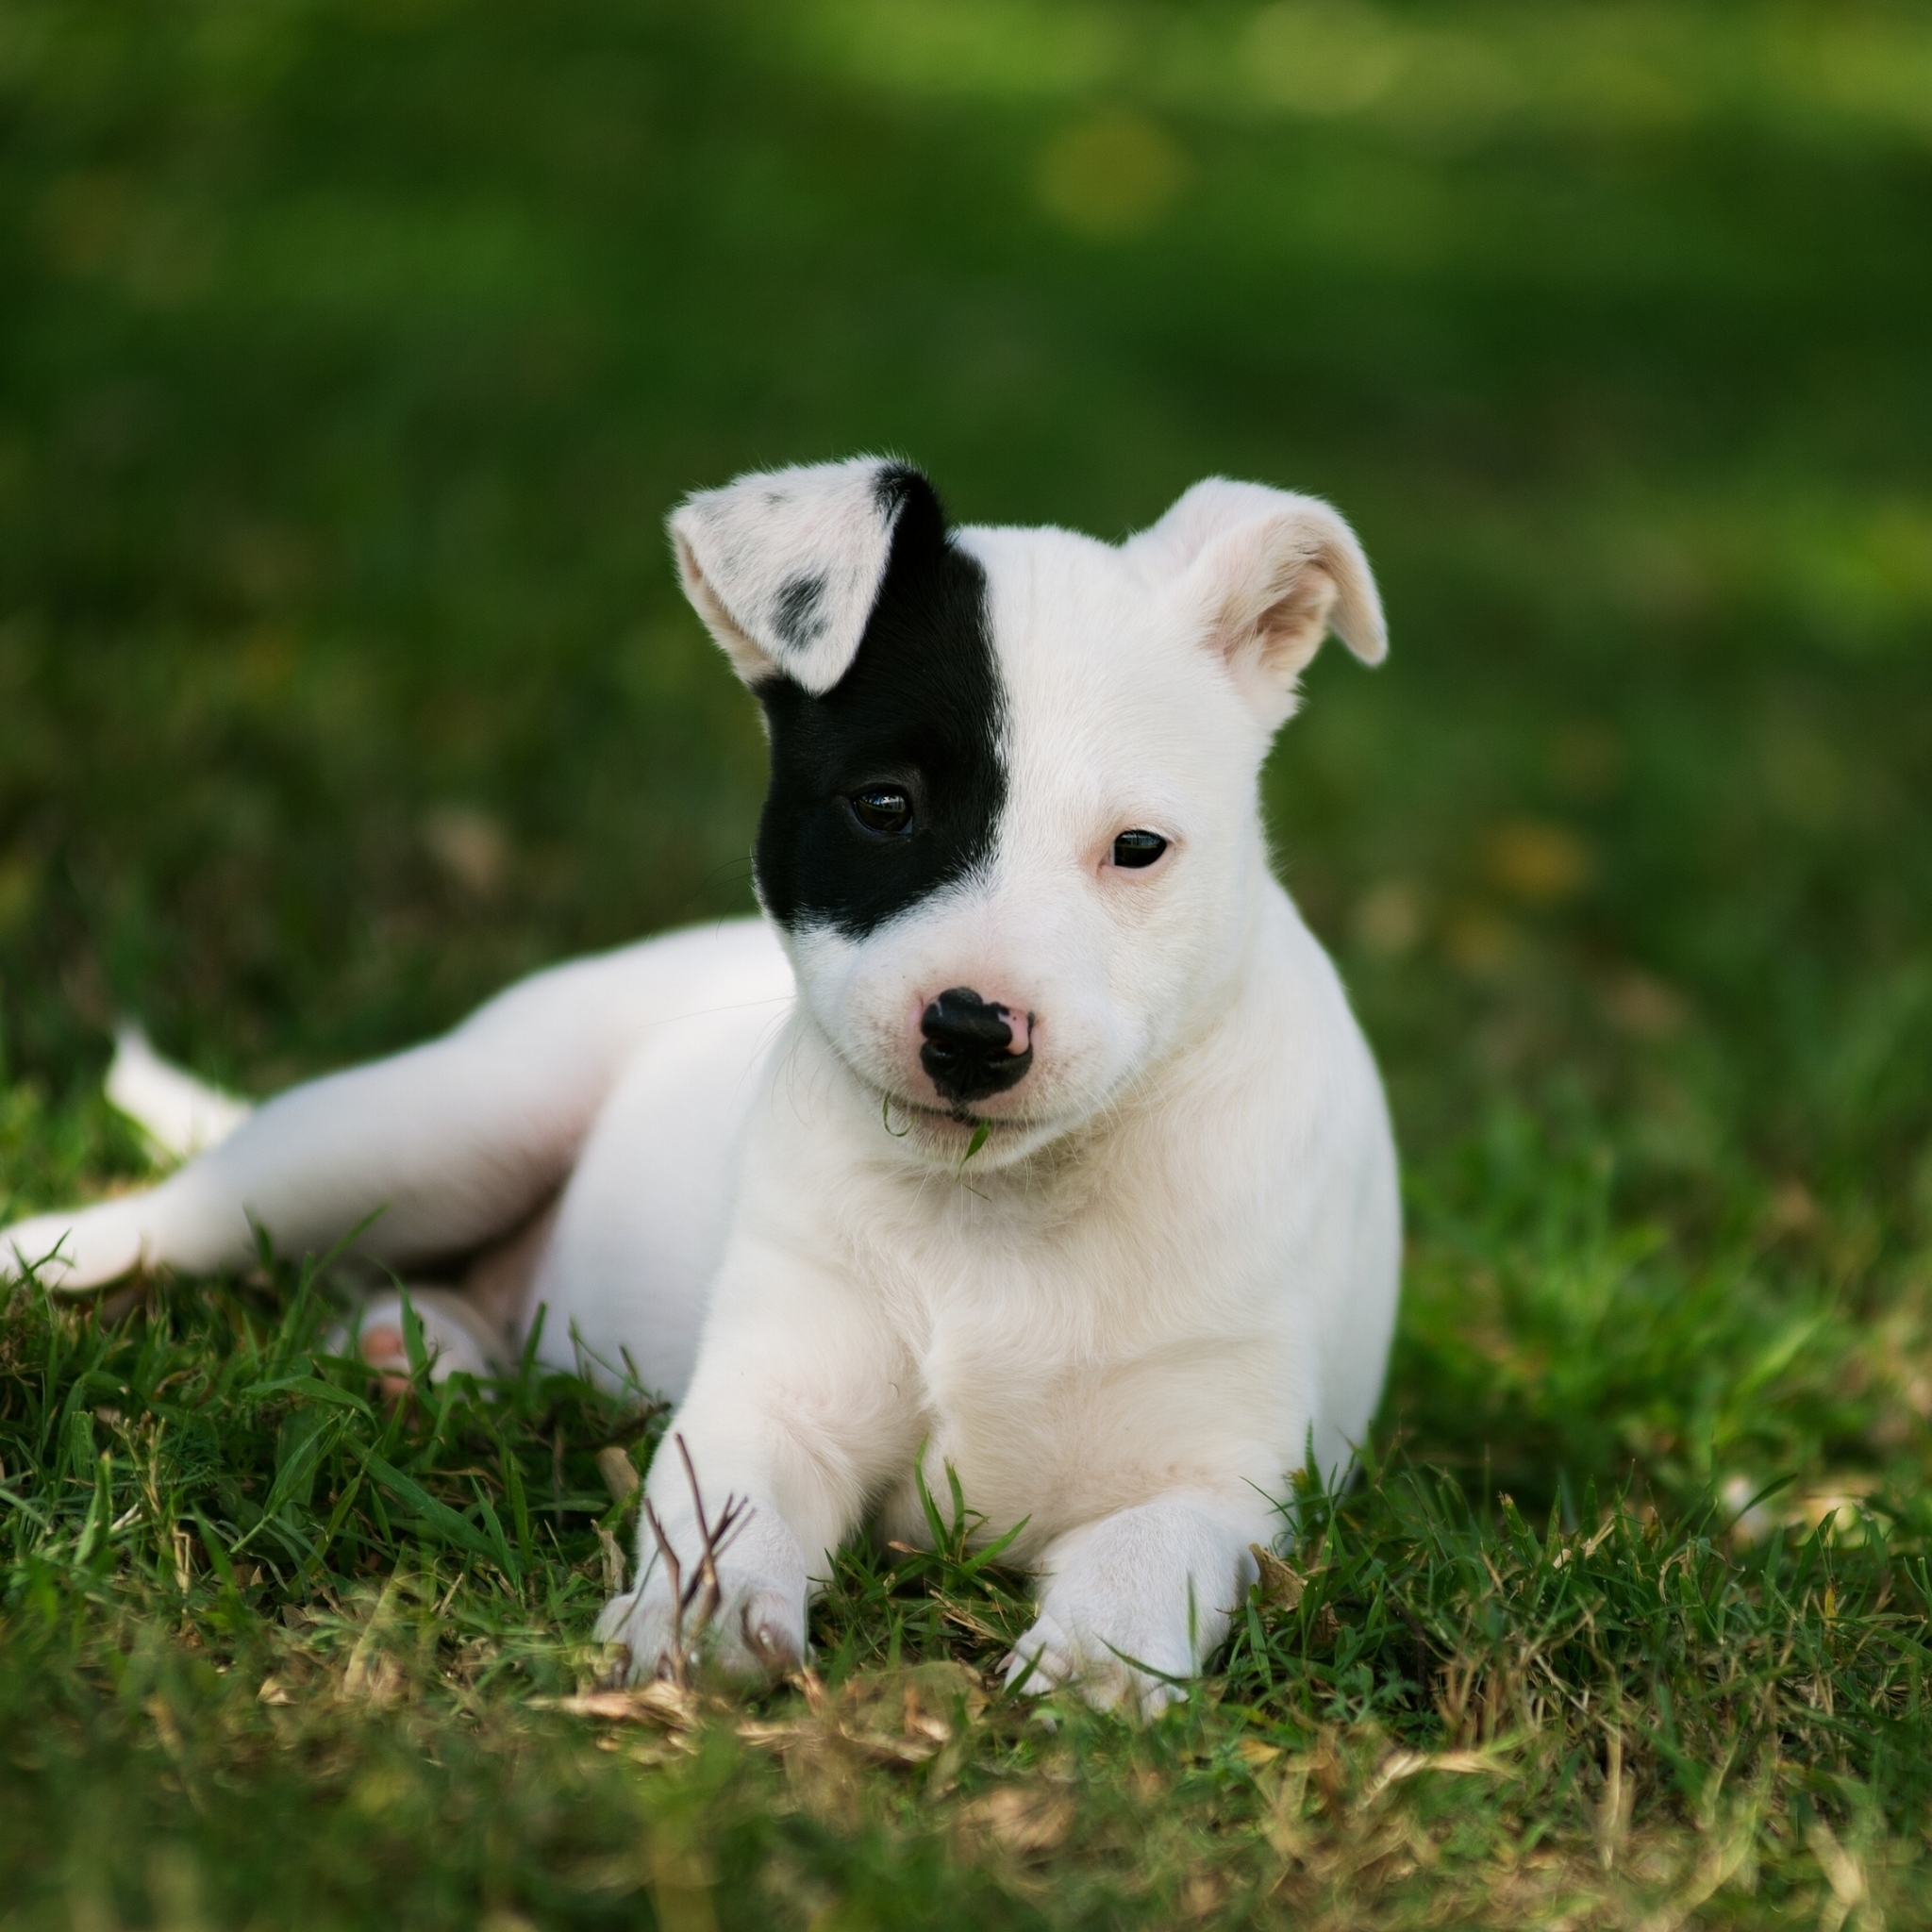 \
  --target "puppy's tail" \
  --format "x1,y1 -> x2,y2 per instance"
106,1023 -> 254,1164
